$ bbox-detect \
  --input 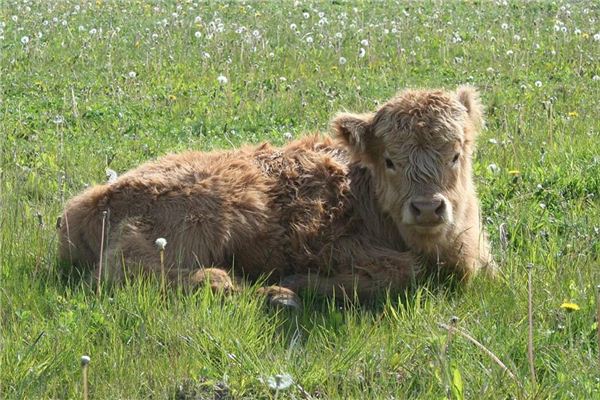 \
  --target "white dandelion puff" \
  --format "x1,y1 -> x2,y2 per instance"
21,35 -> 29,44
194,31 -> 201,38
155,238 -> 167,250
535,80 -> 542,87
358,47 -> 366,58
266,374 -> 293,391
217,74 -> 228,84
339,56 -> 347,65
